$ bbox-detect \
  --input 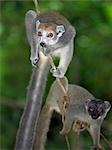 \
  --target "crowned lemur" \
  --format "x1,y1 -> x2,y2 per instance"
25,10 -> 76,78
35,77 -> 111,150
